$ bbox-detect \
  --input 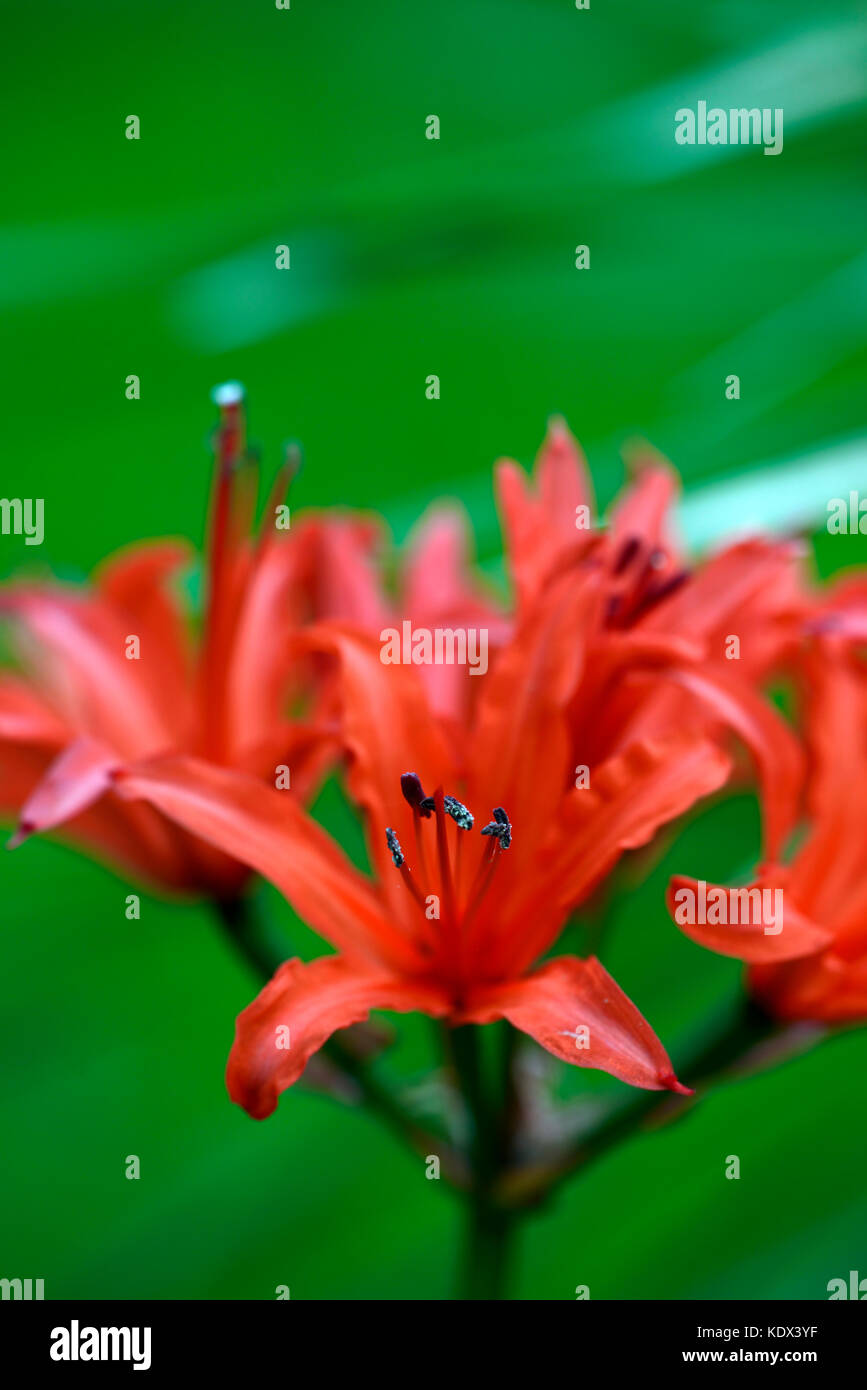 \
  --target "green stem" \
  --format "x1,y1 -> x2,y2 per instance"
449,1024 -> 517,1300
461,1201 -> 511,1301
